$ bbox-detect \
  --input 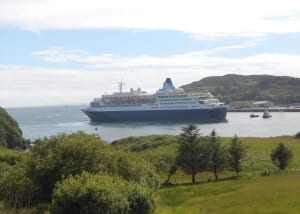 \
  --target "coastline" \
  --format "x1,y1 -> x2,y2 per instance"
229,108 -> 300,112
